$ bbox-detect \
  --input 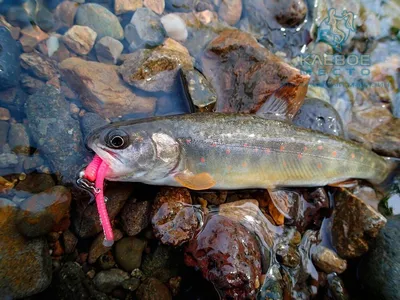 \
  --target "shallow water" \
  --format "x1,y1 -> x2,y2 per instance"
0,0 -> 399,299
